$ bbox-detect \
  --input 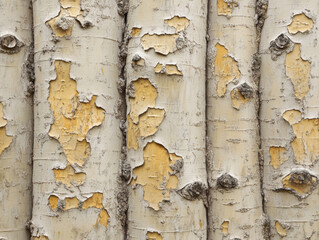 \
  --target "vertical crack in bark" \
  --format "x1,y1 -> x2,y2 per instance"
205,0 -> 211,238
255,0 -> 270,239
26,0 -> 35,237
117,2 -> 129,238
